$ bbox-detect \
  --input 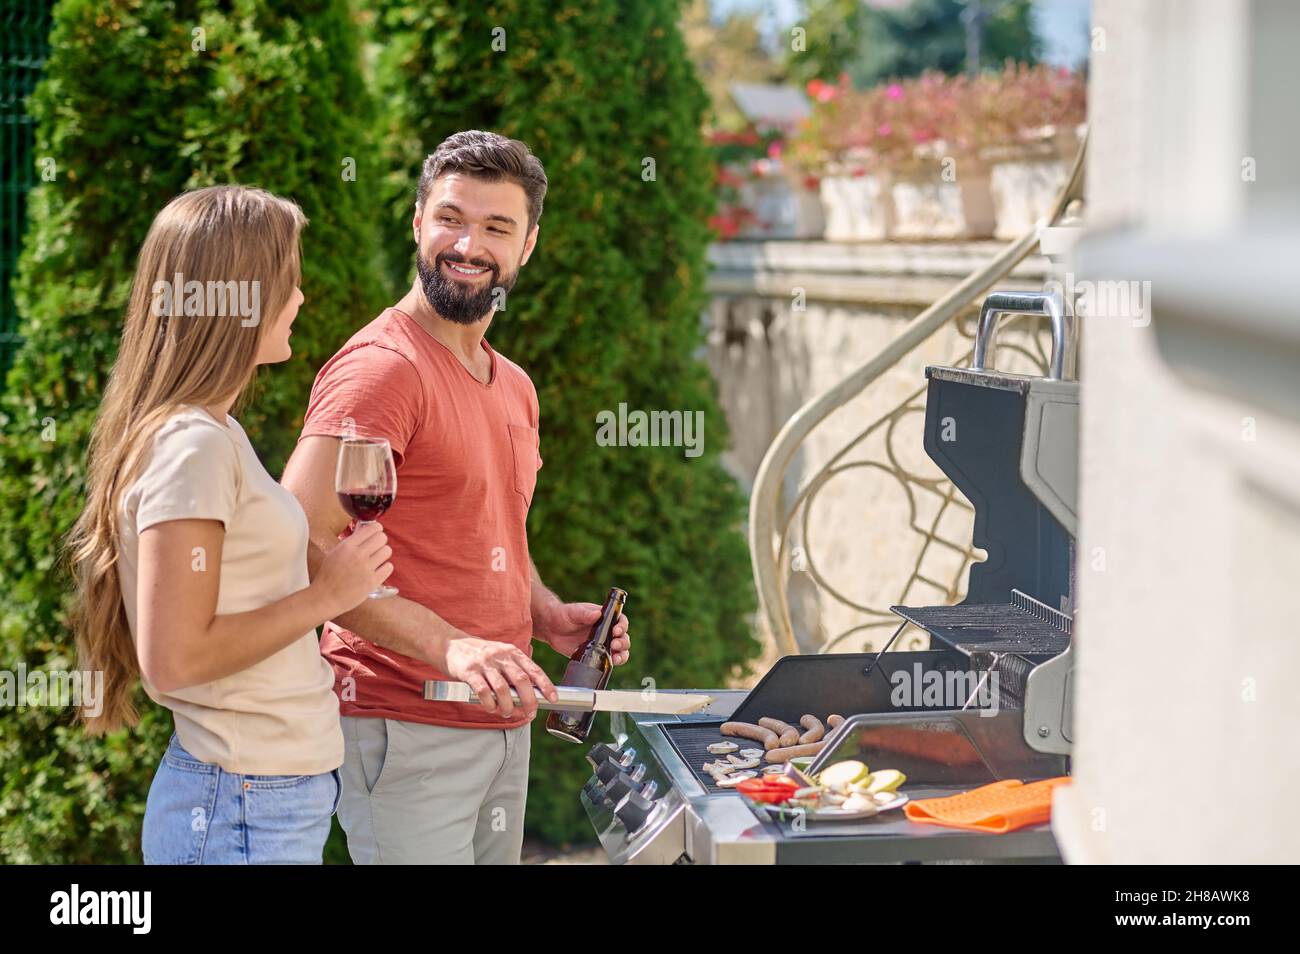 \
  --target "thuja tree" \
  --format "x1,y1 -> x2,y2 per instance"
372,0 -> 760,843
0,0 -> 389,863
